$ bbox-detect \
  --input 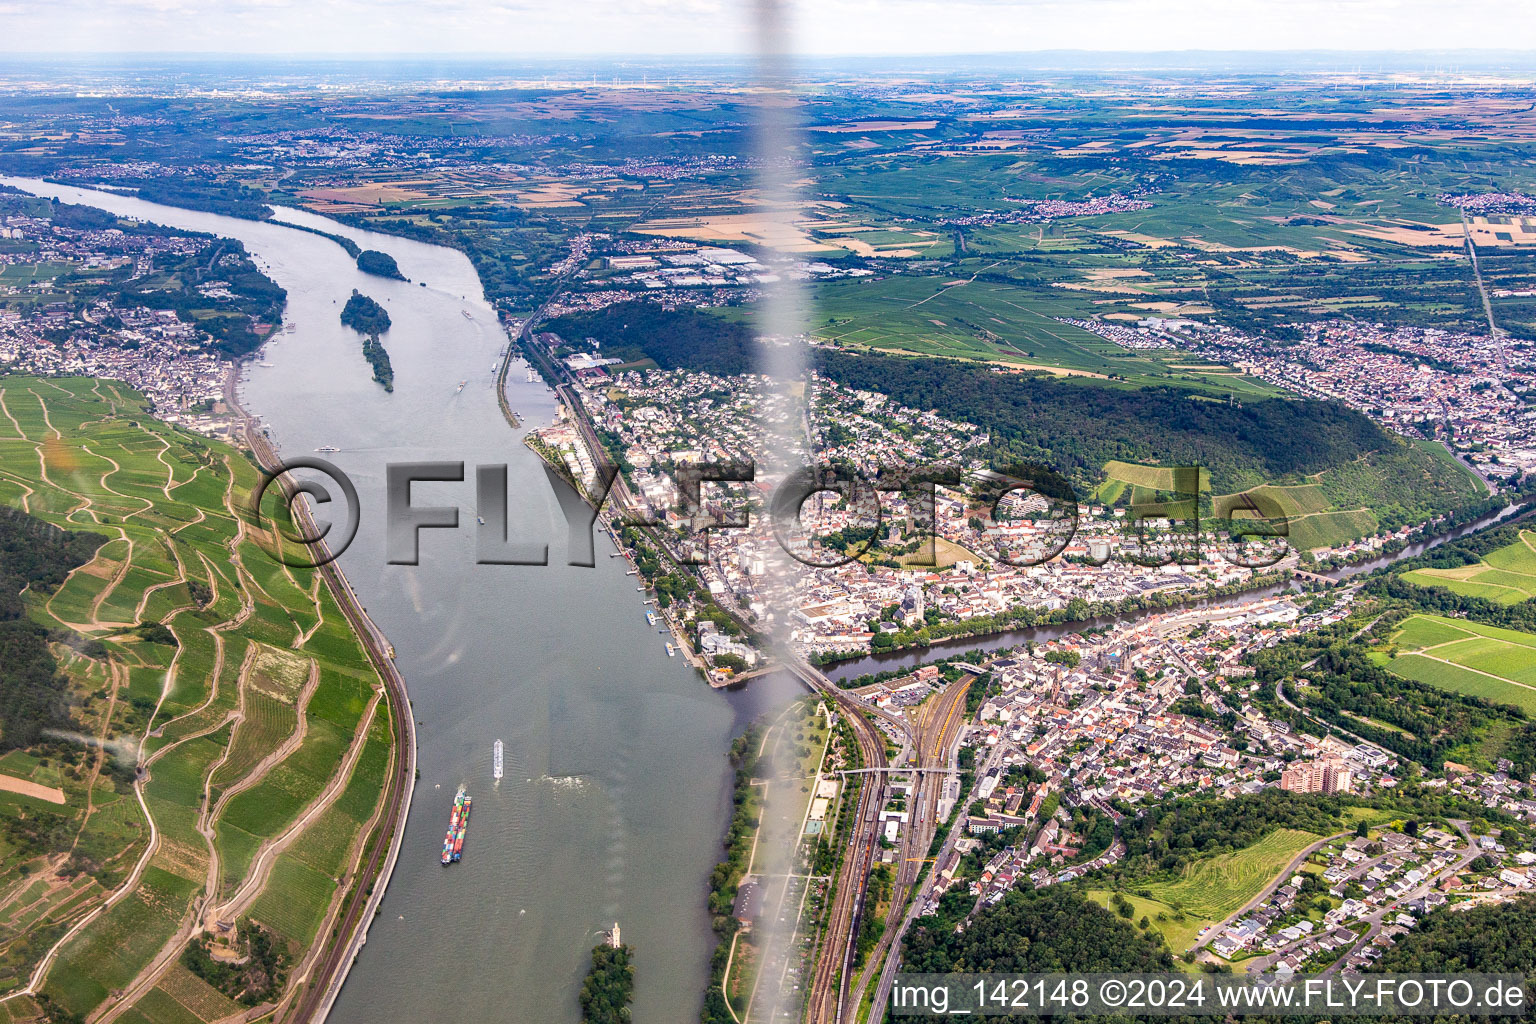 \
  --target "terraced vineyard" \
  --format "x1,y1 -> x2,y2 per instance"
1140,828 -> 1322,920
0,376 -> 397,1024
1099,460 -> 1398,553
